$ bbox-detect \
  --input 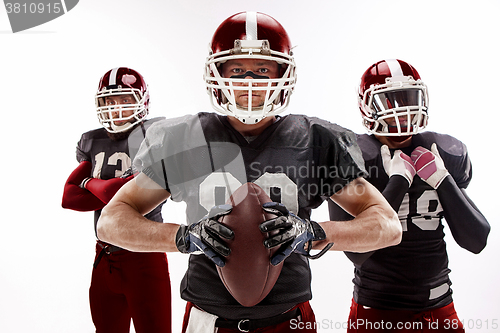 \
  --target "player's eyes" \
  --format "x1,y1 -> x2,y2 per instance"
231,68 -> 244,74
